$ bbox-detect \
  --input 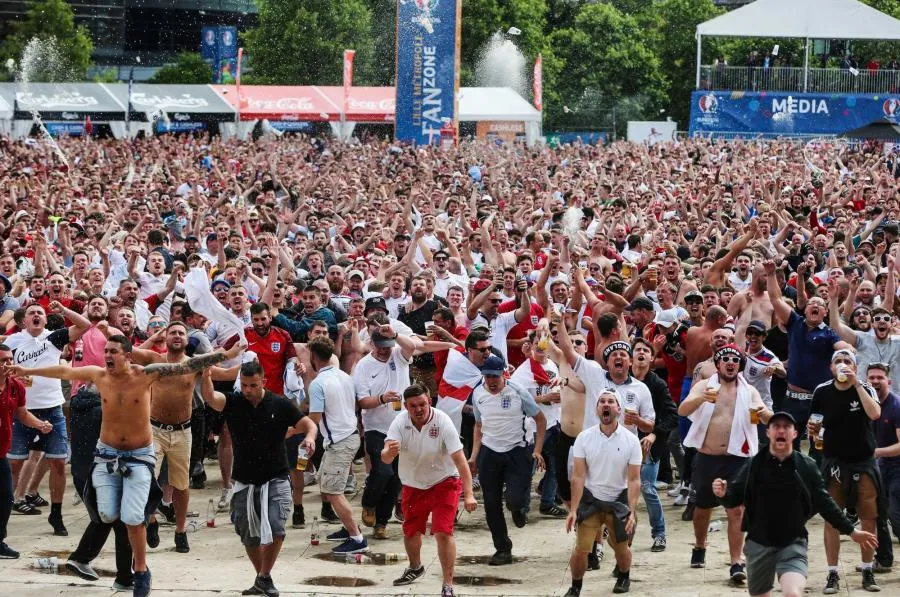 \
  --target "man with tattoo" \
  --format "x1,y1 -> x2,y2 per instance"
6,335 -> 244,597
